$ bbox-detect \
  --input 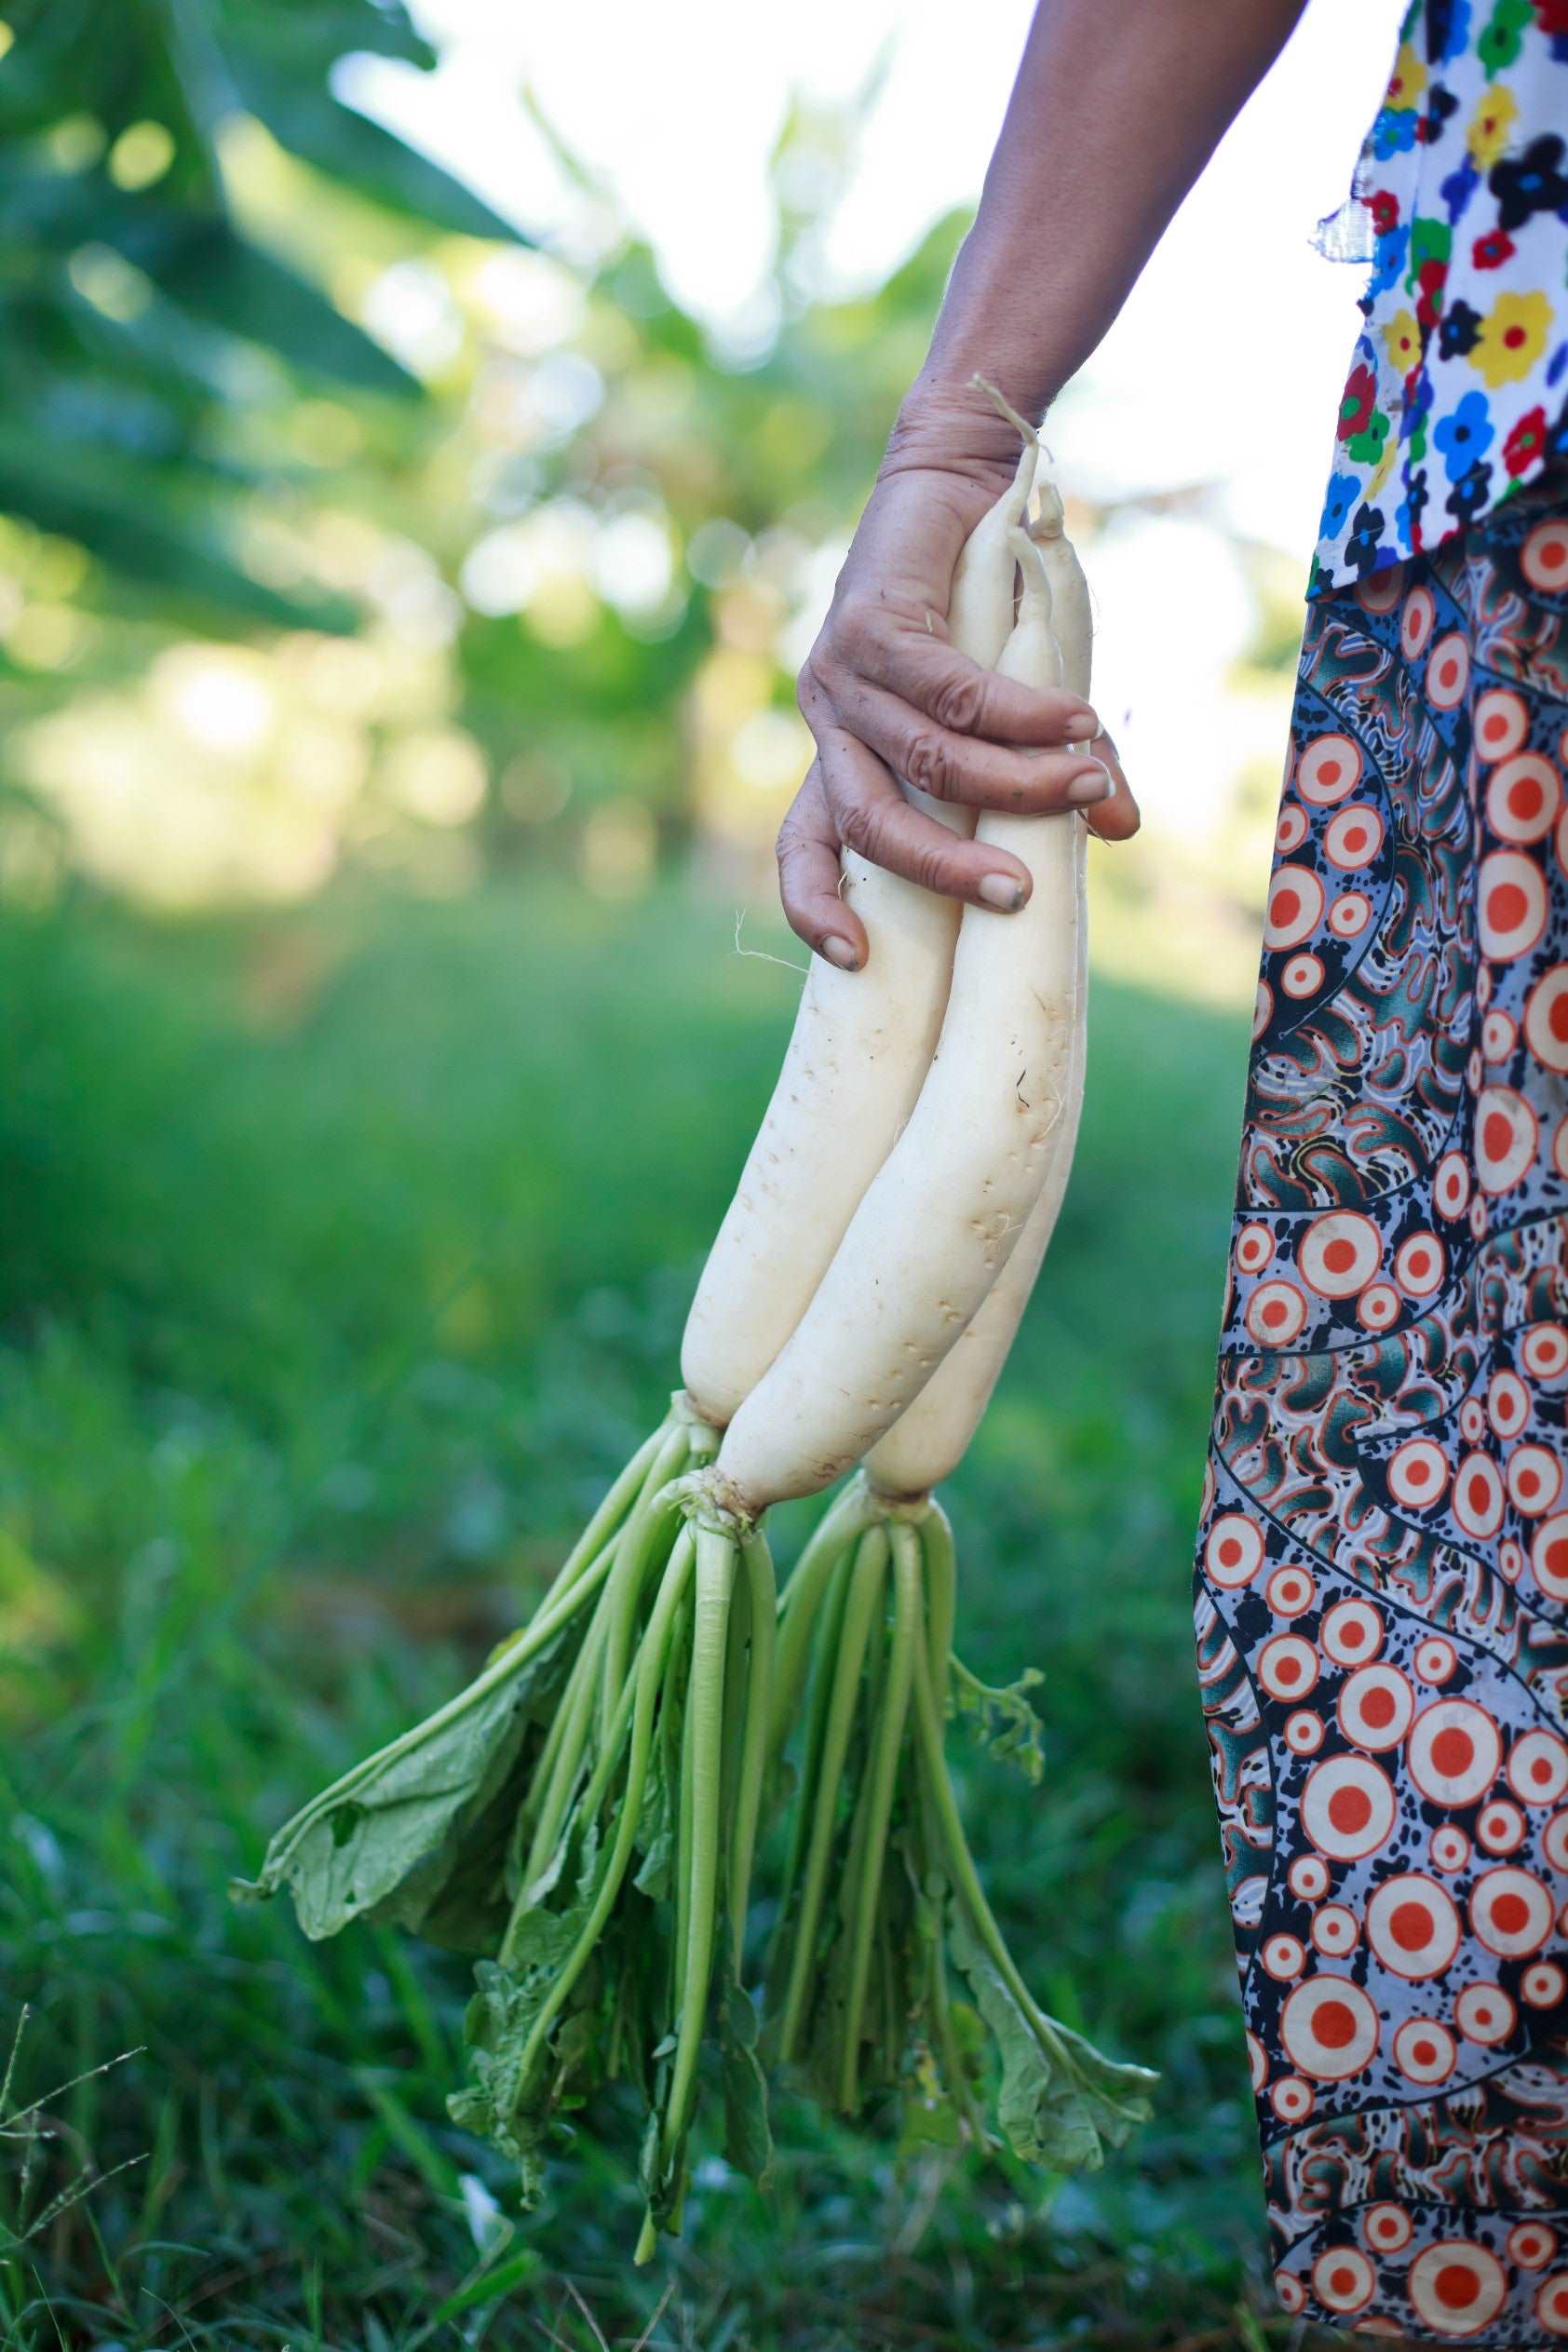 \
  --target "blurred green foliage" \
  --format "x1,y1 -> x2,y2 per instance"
0,0 -> 515,634
0,0 -> 987,907
0,876 -> 1301,2349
